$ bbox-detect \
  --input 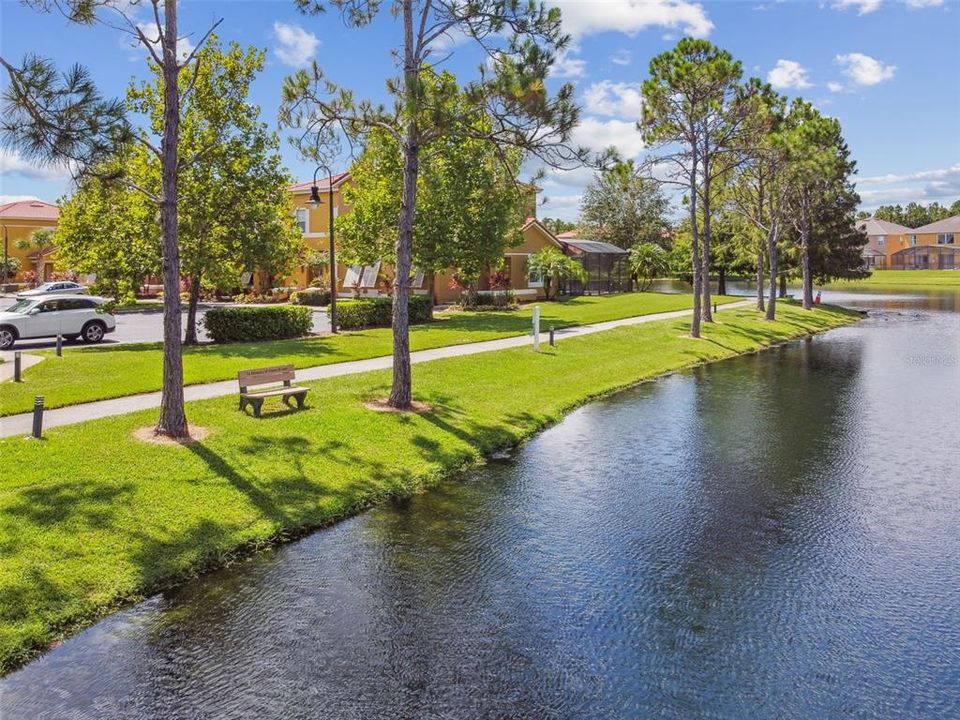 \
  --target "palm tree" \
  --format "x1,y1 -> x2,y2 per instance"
527,248 -> 586,300
17,229 -> 55,286
628,243 -> 669,292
